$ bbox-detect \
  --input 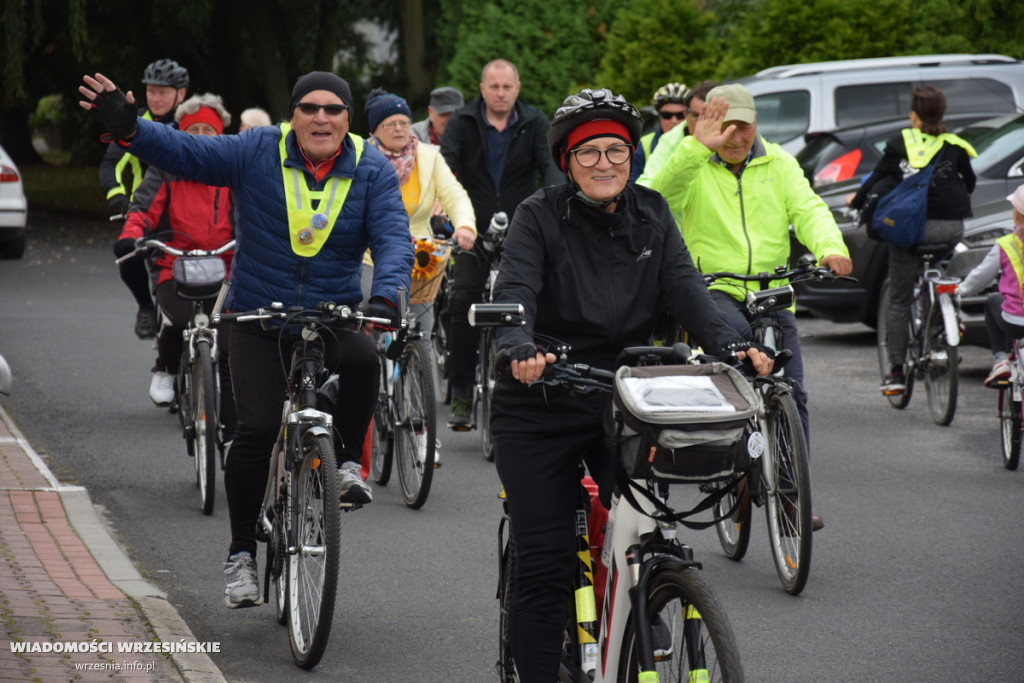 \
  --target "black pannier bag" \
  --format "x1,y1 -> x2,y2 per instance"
172,255 -> 227,300
606,362 -> 758,483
